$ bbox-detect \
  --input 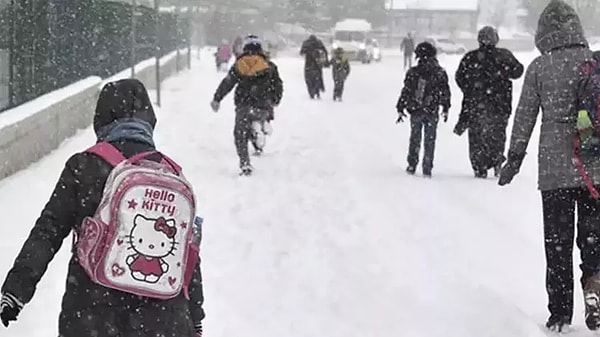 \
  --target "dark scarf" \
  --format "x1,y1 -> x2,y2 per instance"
96,117 -> 155,147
